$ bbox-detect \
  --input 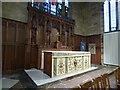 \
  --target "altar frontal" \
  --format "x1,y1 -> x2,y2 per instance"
43,51 -> 91,77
